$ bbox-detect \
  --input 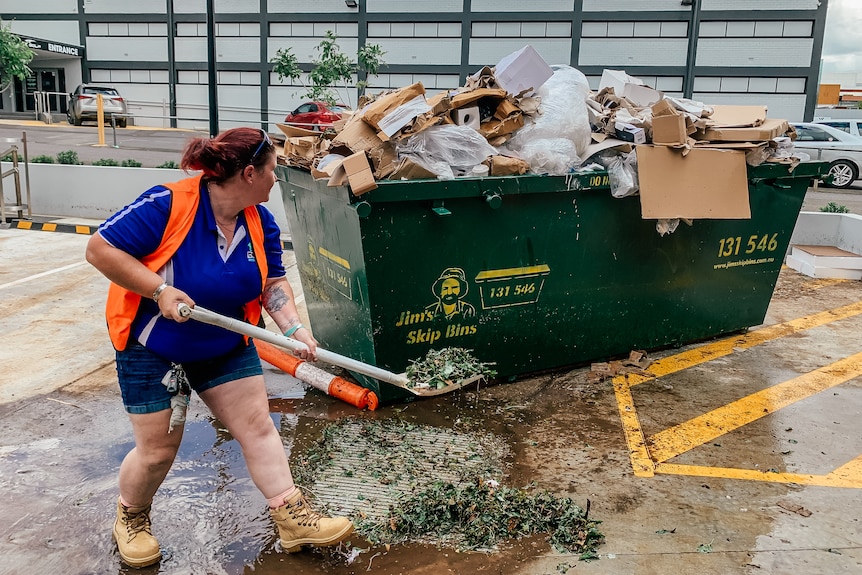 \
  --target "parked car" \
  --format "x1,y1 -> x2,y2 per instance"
790,122 -> 862,188
67,84 -> 129,127
814,118 -> 862,138
283,101 -> 350,130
